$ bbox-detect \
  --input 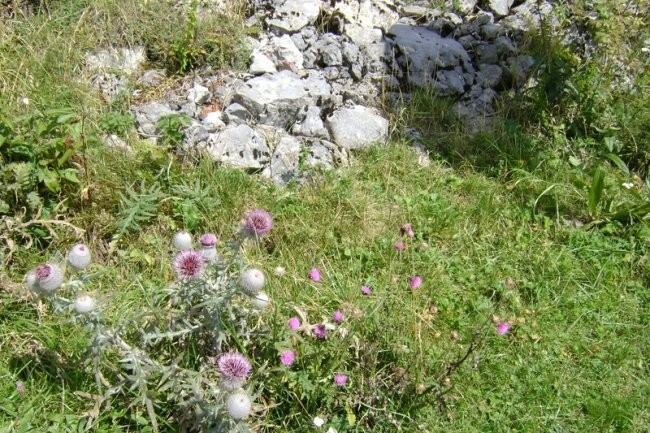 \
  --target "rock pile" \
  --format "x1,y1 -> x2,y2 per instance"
87,0 -> 554,183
